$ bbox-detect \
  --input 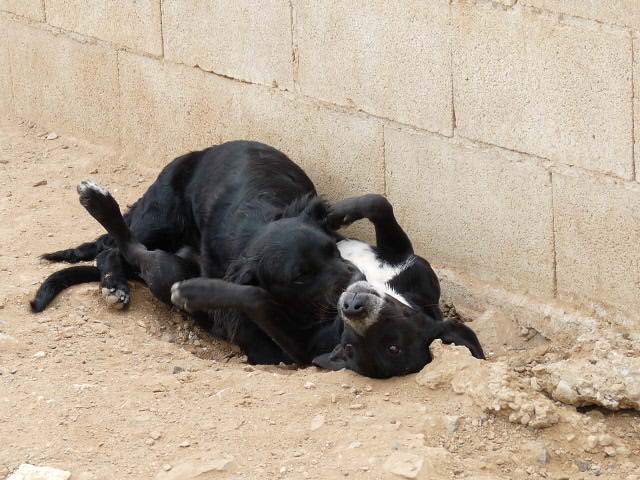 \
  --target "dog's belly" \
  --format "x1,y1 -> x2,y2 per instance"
337,239 -> 412,306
